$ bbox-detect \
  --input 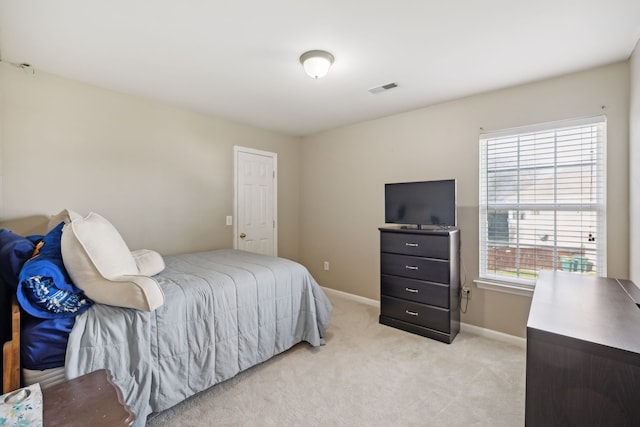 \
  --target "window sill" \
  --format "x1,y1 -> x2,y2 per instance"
474,279 -> 534,297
